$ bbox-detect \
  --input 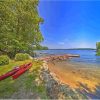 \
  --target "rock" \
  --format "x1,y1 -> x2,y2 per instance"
35,78 -> 42,86
58,92 -> 66,99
